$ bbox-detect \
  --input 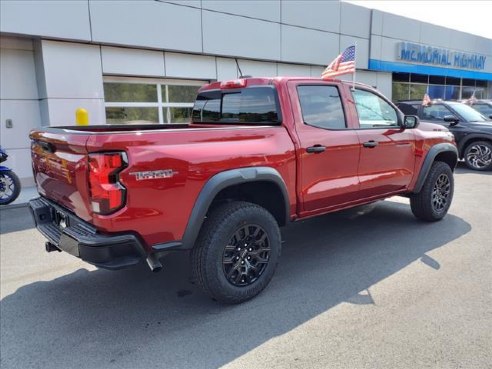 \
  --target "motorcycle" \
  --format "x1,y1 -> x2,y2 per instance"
0,147 -> 21,205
